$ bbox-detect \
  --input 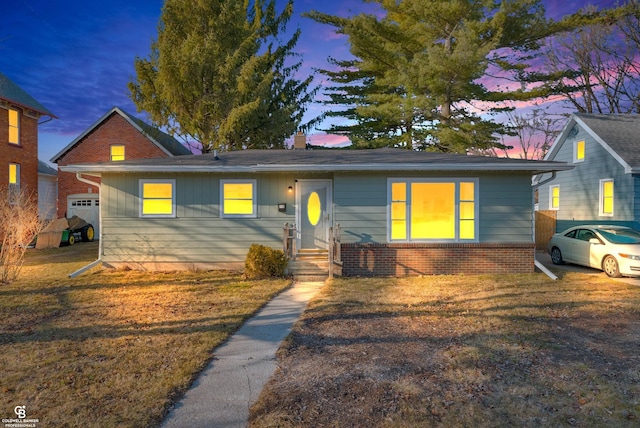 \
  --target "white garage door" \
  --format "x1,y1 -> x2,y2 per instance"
68,194 -> 100,237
